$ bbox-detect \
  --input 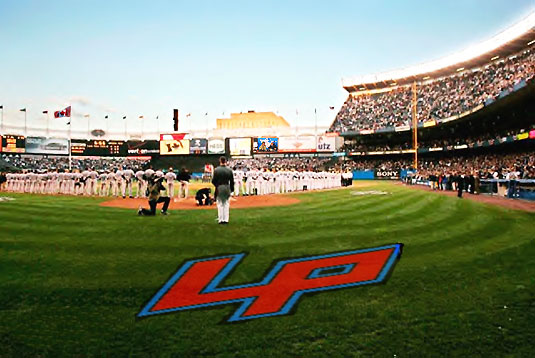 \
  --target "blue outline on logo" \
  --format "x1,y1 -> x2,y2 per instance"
306,263 -> 356,279
137,243 -> 402,322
